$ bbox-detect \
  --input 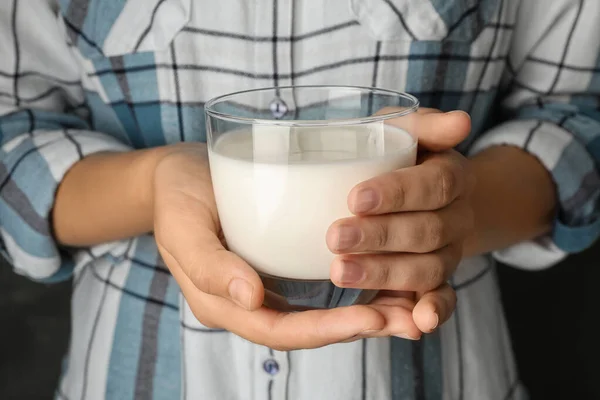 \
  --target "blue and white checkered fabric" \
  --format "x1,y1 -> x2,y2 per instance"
1,0 -> 598,399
